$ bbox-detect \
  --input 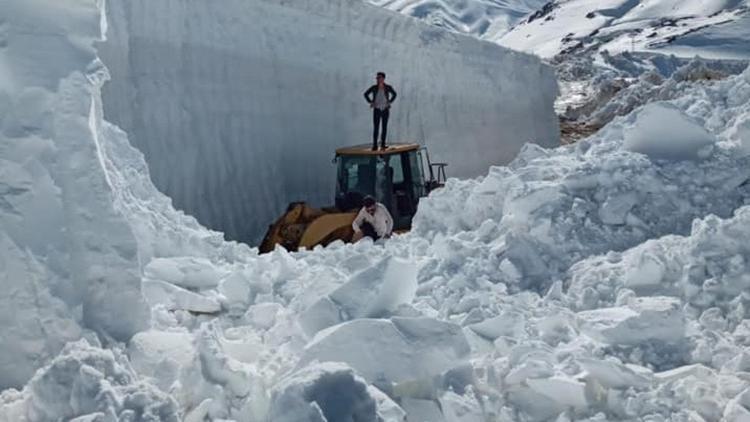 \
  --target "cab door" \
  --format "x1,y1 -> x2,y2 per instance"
384,151 -> 424,230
